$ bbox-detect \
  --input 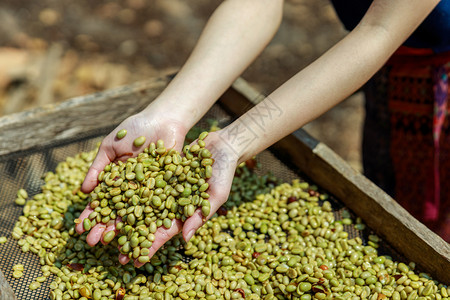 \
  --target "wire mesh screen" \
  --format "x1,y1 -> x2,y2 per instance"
0,104 -> 403,299
0,136 -> 107,300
